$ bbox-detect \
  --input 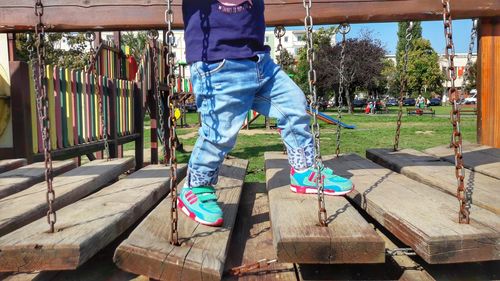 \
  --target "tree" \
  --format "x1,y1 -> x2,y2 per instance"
16,32 -> 90,70
406,38 -> 444,98
463,60 -> 477,93
275,48 -> 295,75
381,58 -> 398,97
121,31 -> 149,61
